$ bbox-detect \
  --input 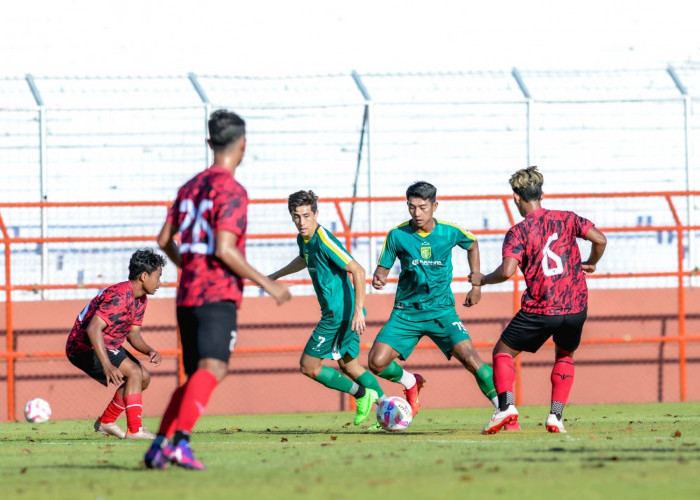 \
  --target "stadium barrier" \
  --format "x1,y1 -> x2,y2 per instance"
1,192 -> 700,422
